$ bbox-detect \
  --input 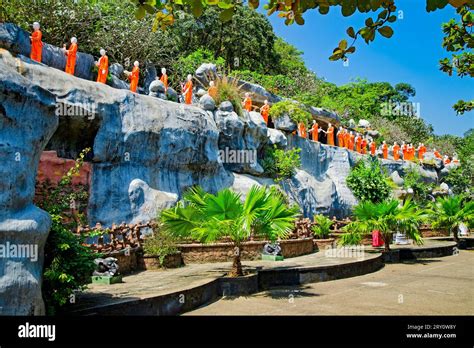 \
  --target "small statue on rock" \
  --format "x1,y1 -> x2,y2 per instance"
262,242 -> 282,256
93,257 -> 119,277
